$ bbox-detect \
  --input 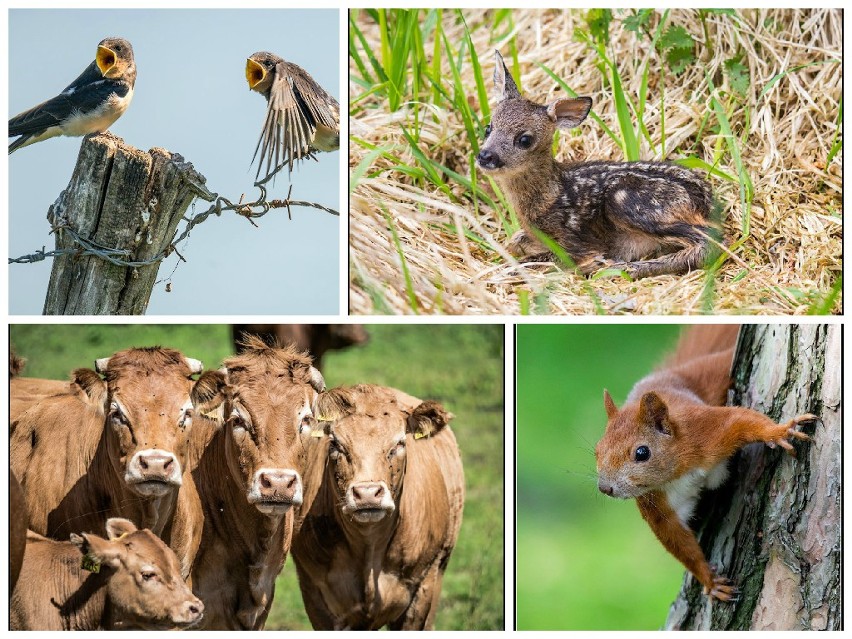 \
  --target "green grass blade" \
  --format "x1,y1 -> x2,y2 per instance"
806,275 -> 842,315
527,227 -> 606,315
380,206 -> 419,314
706,72 -> 753,236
